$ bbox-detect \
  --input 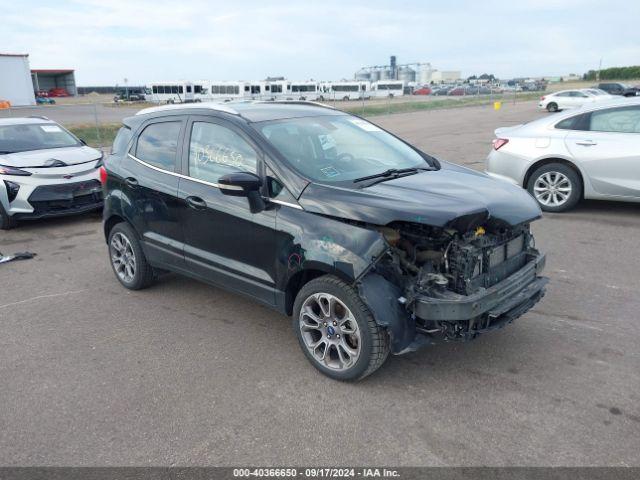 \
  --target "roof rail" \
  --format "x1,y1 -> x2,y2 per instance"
135,102 -> 239,116
254,100 -> 336,110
